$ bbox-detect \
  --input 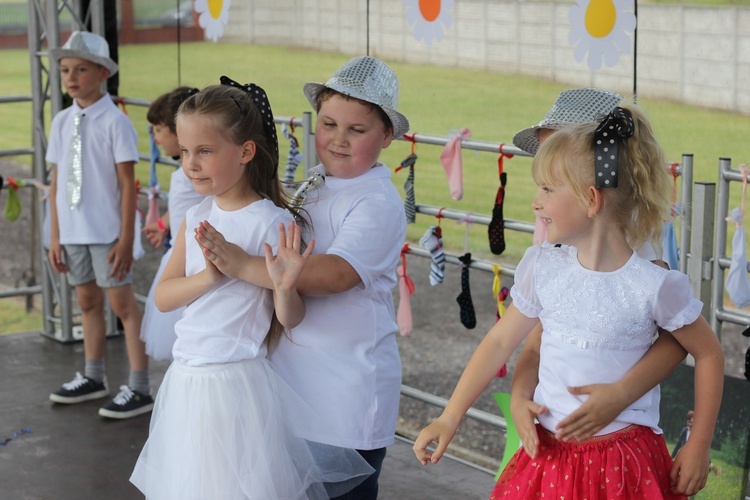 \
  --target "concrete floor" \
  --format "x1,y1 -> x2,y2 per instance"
0,331 -> 496,500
